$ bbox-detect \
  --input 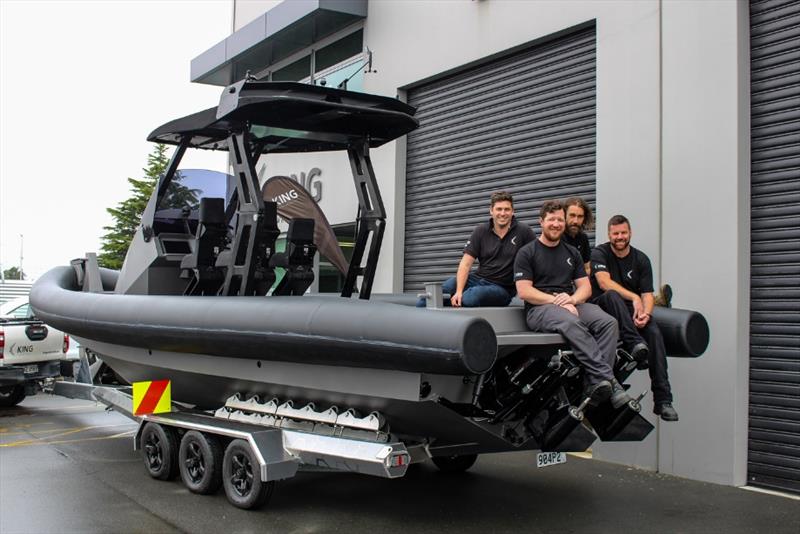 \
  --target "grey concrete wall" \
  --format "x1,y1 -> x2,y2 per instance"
657,0 -> 750,486
591,0 -> 751,487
